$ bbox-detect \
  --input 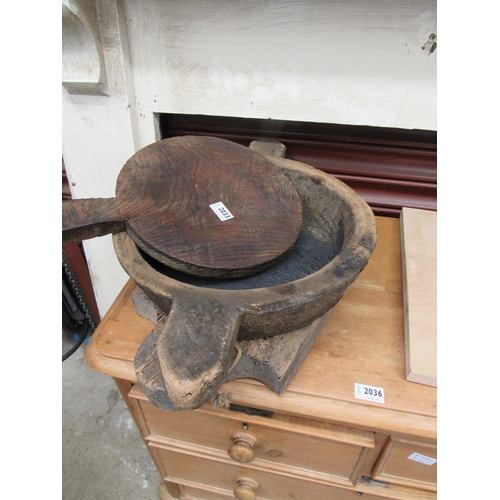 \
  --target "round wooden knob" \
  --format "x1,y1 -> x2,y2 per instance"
234,477 -> 259,500
228,432 -> 257,463
234,486 -> 257,500
228,443 -> 255,463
